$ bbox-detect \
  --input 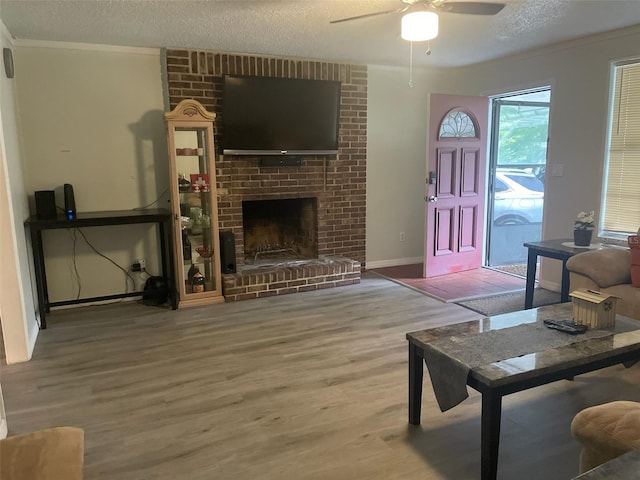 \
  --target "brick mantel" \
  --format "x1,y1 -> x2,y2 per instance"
164,49 -> 366,267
